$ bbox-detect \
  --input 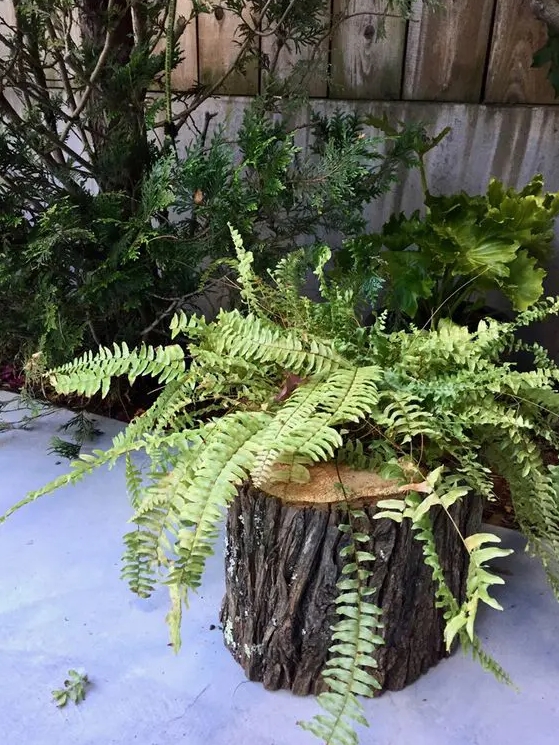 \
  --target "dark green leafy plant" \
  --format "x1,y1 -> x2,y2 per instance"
3,230 -> 559,744
532,25 -> 559,96
0,0 -> 439,367
335,174 -> 559,328
0,99 -> 428,366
